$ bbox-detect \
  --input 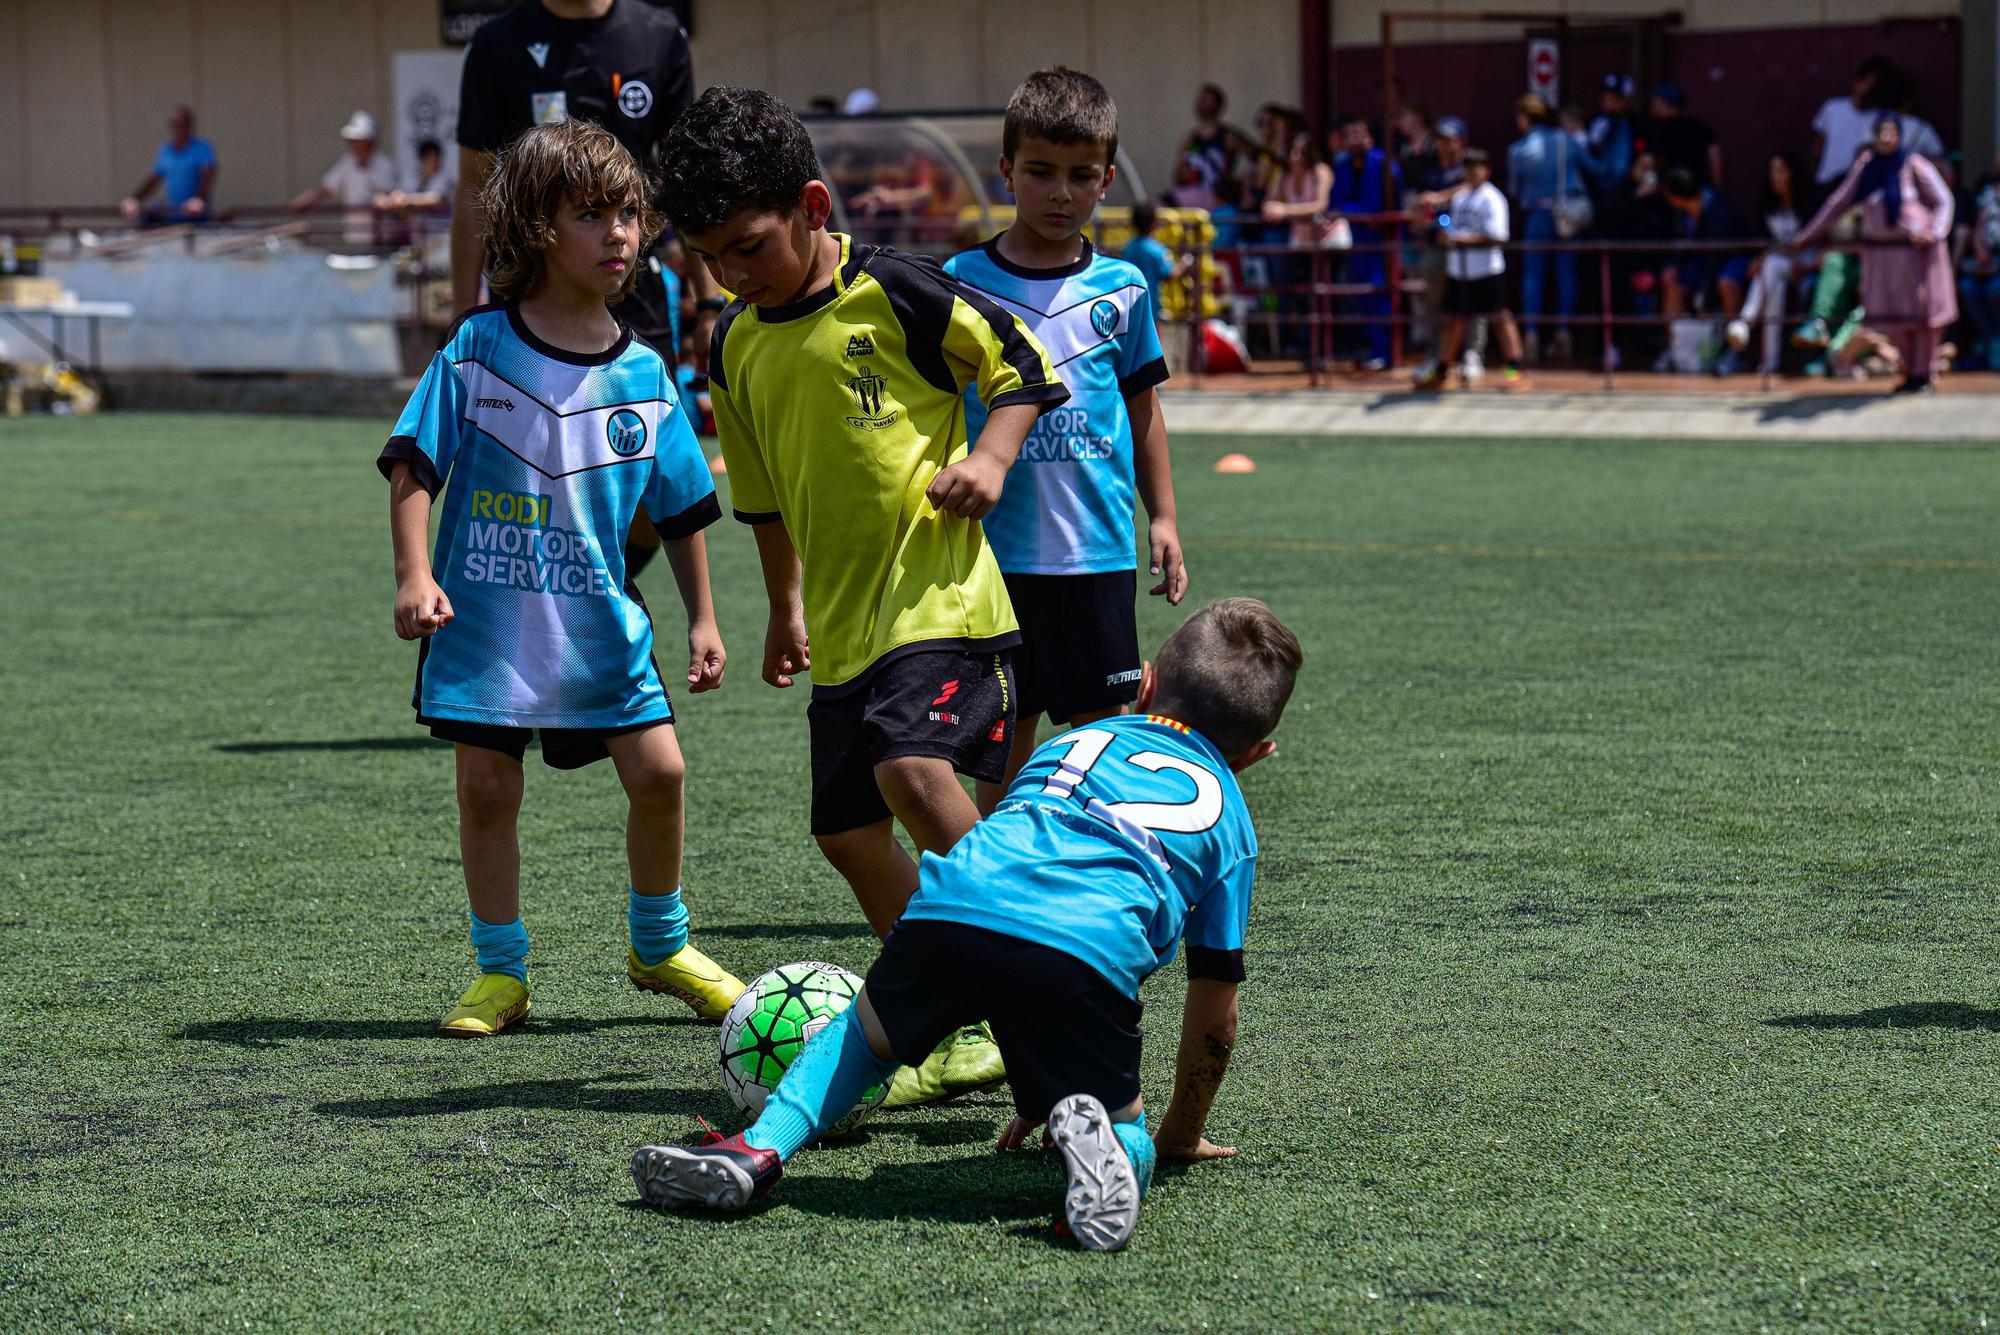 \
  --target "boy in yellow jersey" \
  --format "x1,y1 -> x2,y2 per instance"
658,88 -> 1069,1102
